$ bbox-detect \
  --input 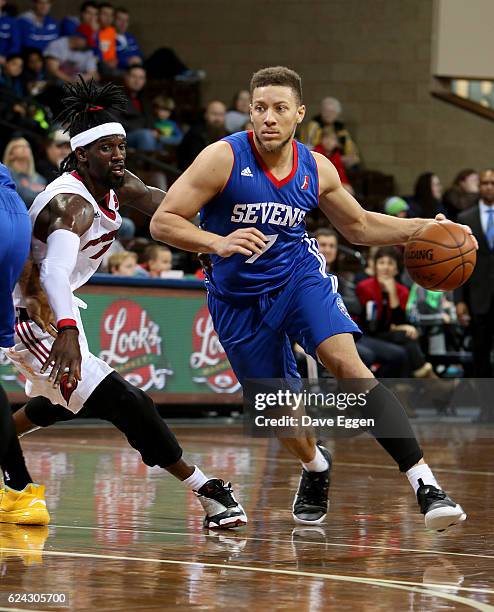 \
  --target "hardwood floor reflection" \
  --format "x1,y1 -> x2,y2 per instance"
1,423 -> 492,611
